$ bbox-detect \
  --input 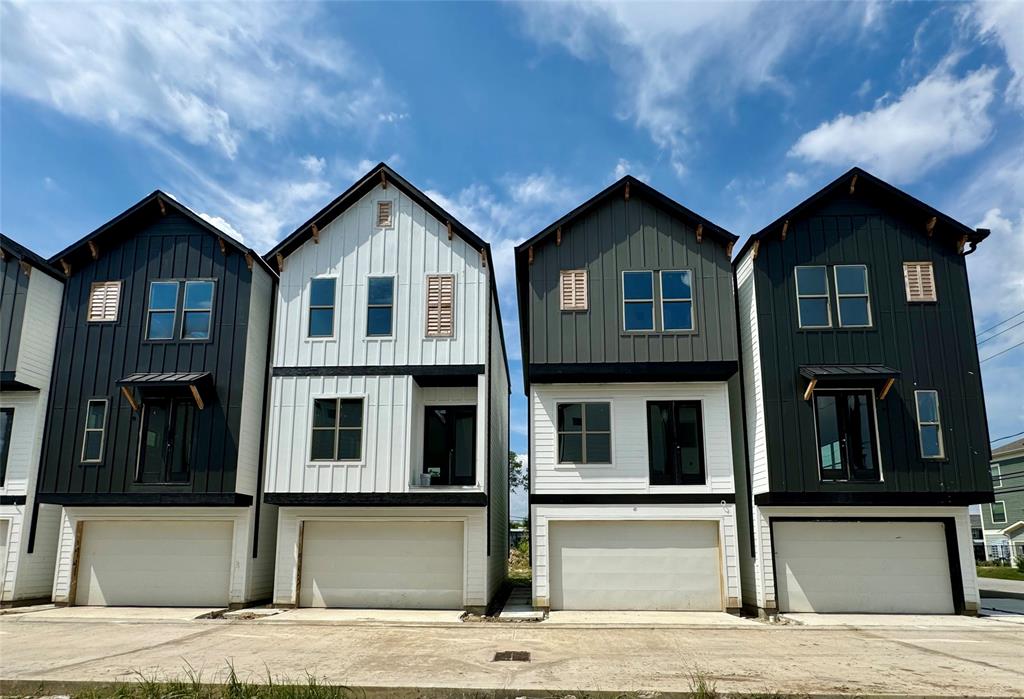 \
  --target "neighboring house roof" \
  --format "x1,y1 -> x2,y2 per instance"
733,166 -> 990,264
992,437 -> 1024,459
0,234 -> 63,281
1000,521 -> 1024,538
47,190 -> 276,278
